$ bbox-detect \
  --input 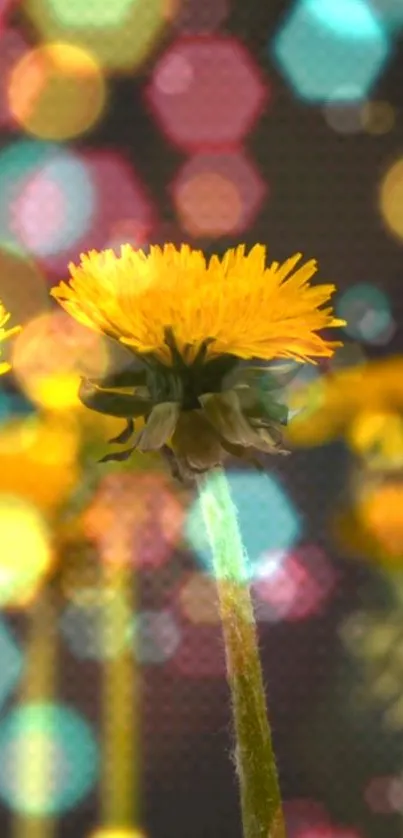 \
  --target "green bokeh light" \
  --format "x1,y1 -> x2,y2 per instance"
47,0 -> 138,27
23,0 -> 169,72
336,283 -> 394,343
